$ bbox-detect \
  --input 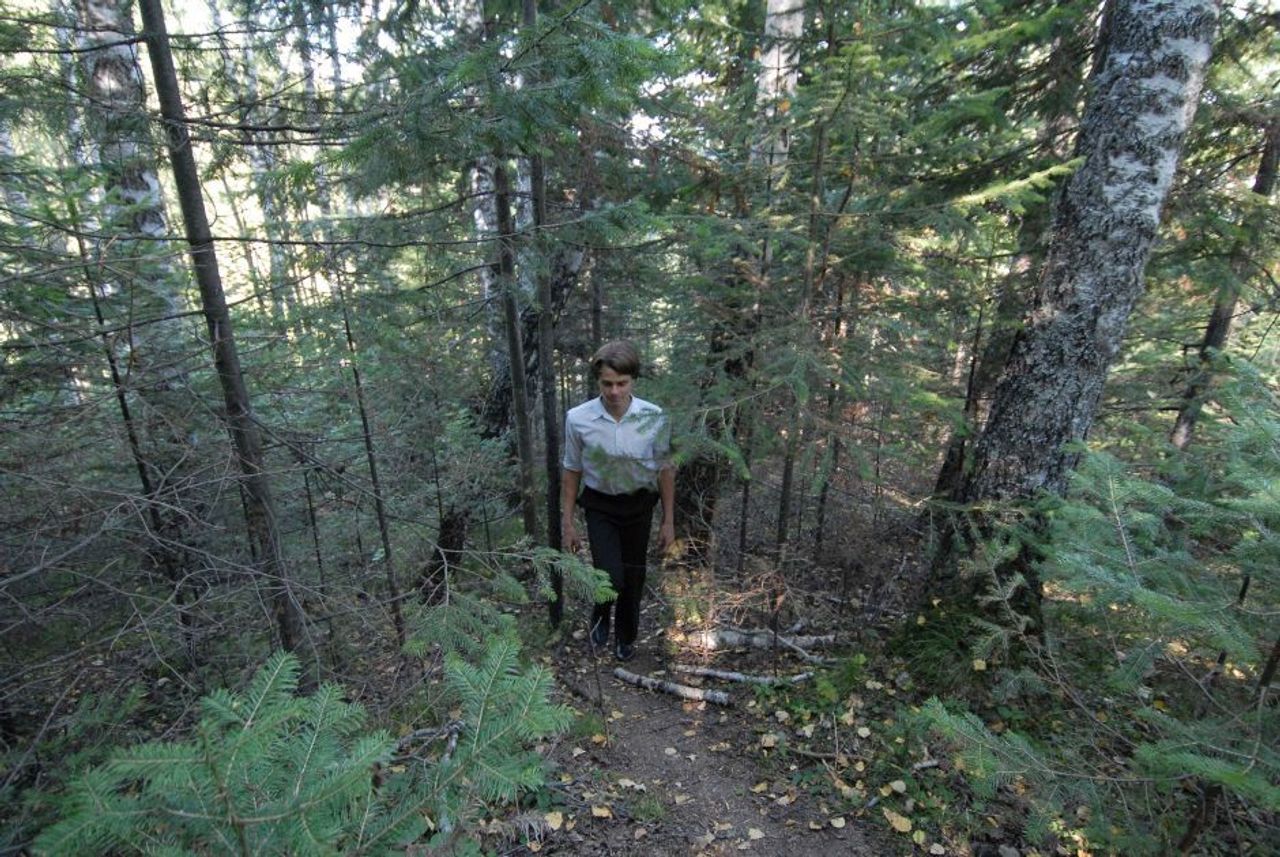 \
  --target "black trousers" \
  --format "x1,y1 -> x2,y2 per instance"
581,486 -> 657,646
